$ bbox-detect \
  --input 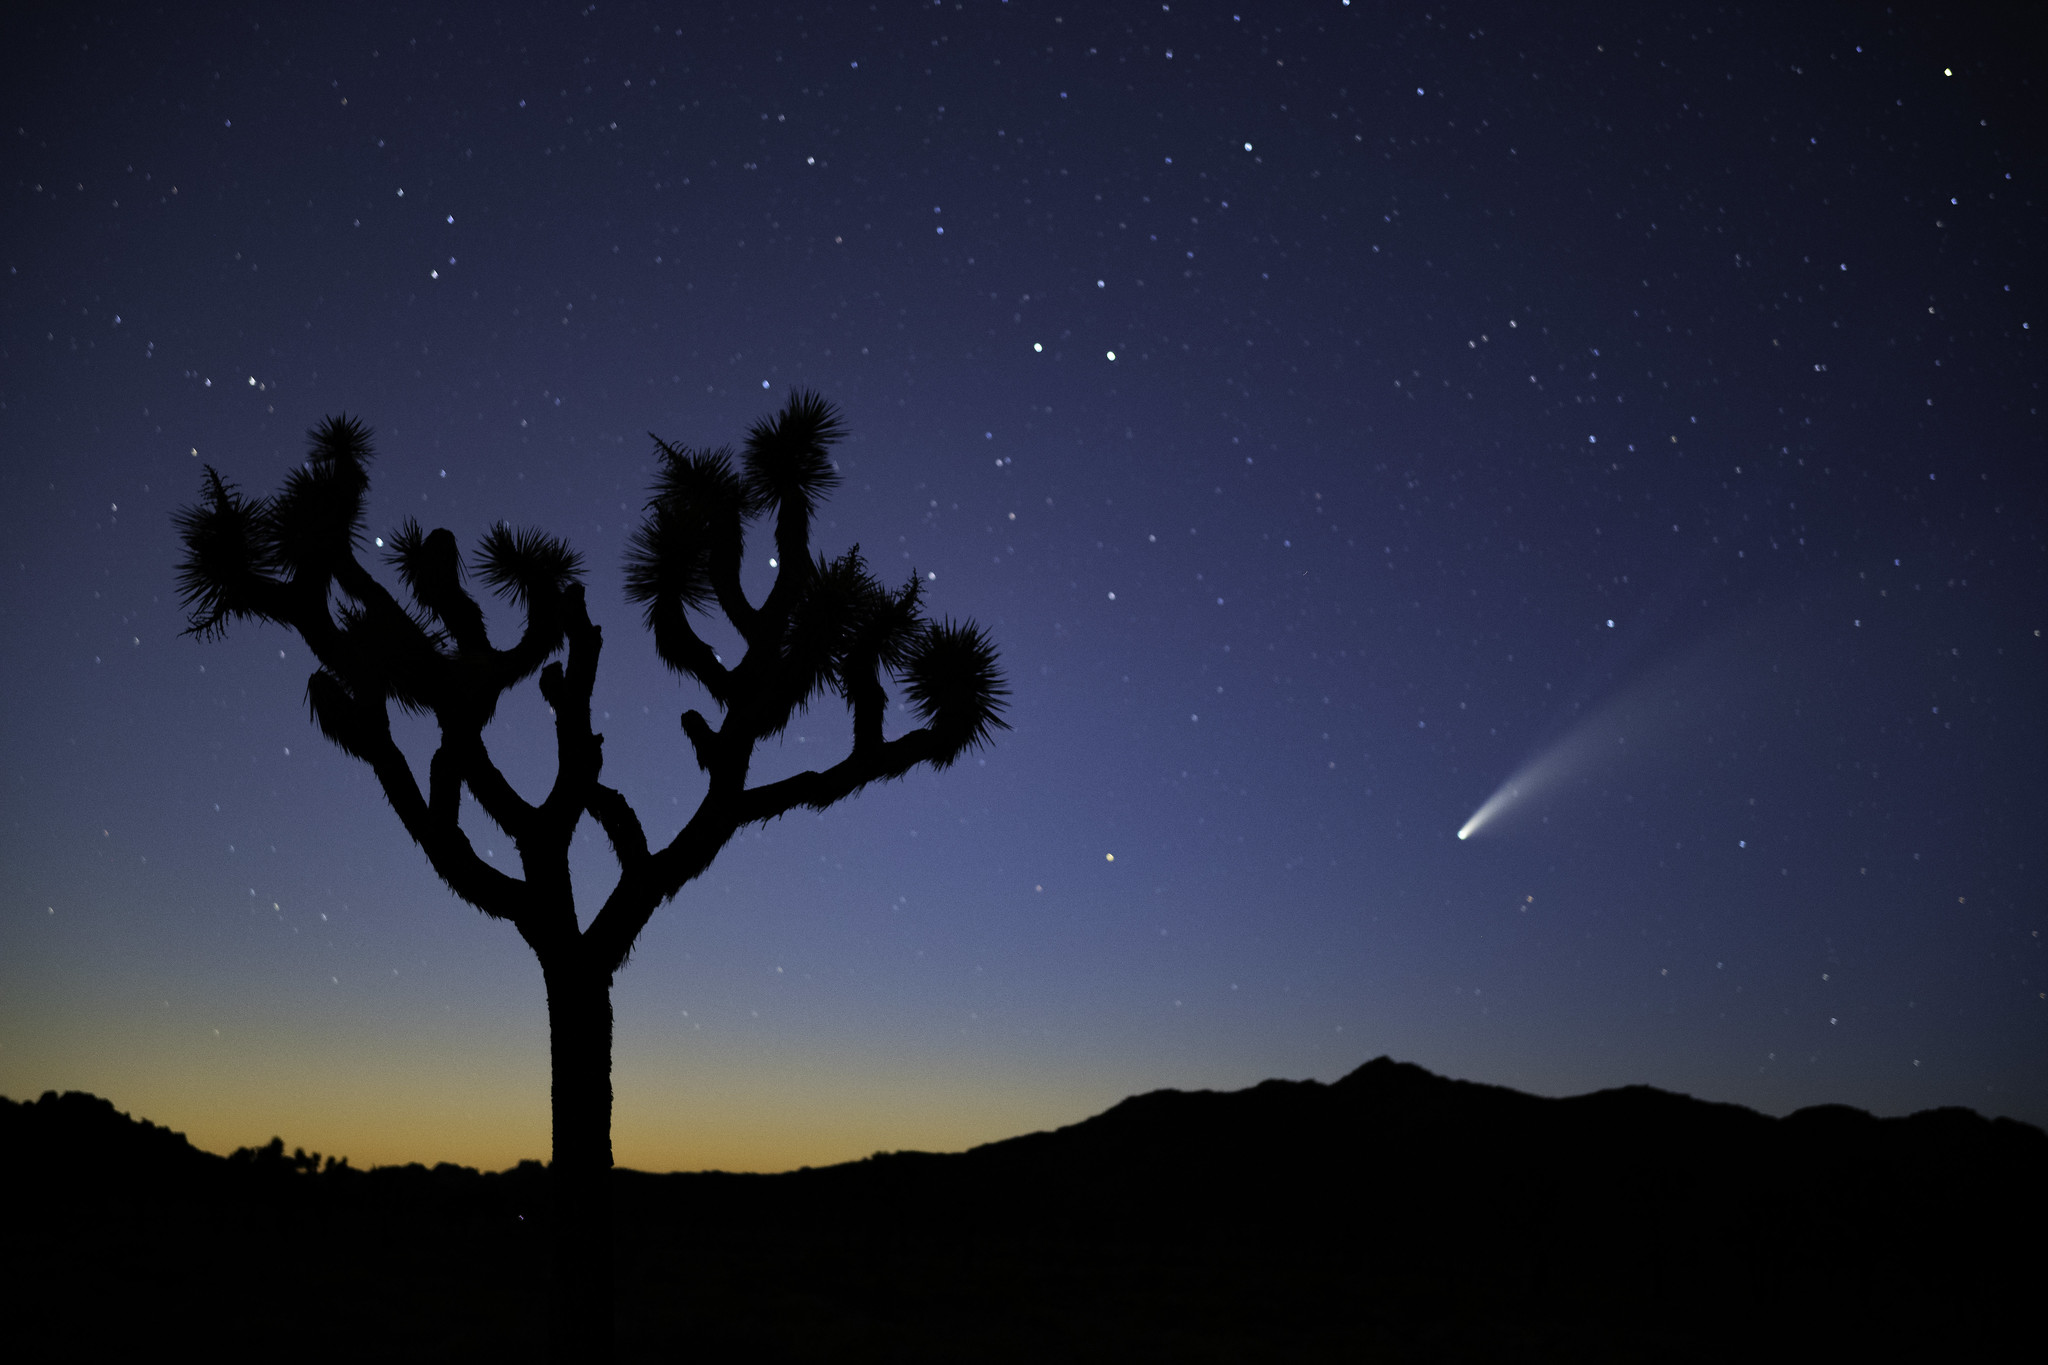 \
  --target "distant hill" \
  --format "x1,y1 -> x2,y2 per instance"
1,1087 -> 226,1182
7,1060 -> 2043,1361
